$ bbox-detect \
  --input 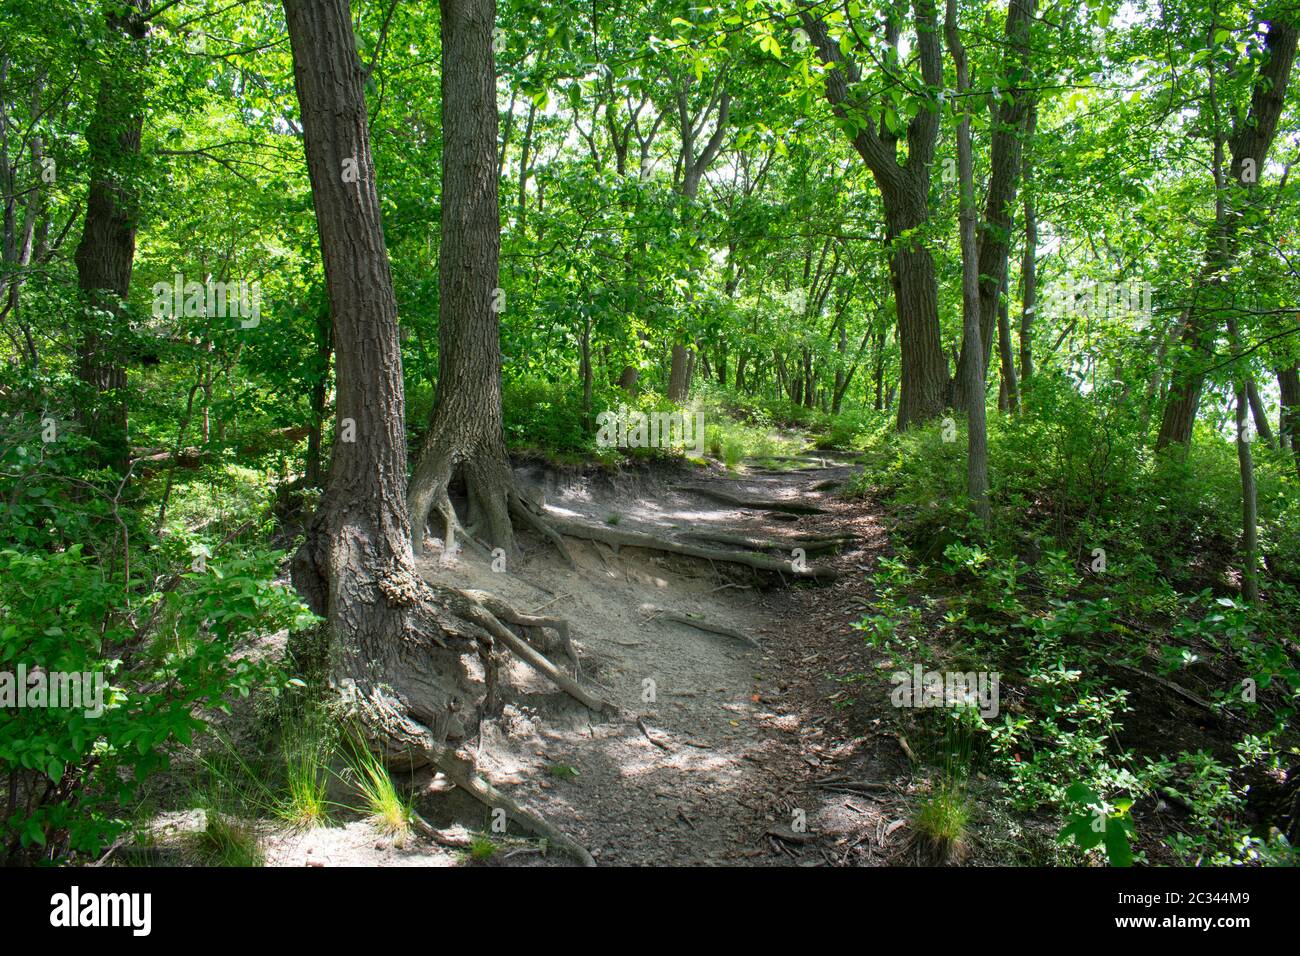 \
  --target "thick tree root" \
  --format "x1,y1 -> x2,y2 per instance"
673,482 -> 826,514
540,512 -> 837,580
459,587 -> 576,662
639,604 -> 760,648
427,746 -> 597,866
509,492 -> 576,568
678,529 -> 855,556
433,584 -> 613,714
